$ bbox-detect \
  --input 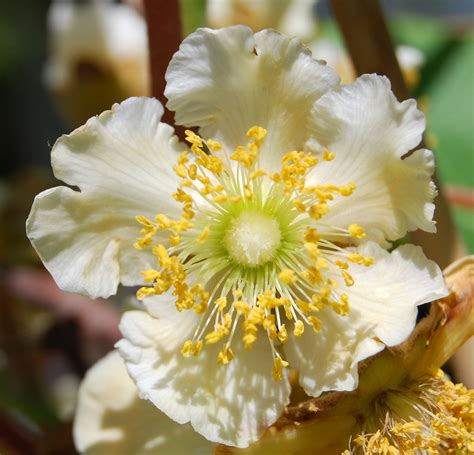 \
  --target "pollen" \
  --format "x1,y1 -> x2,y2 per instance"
348,224 -> 366,239
133,126 -> 372,378
278,269 -> 296,285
